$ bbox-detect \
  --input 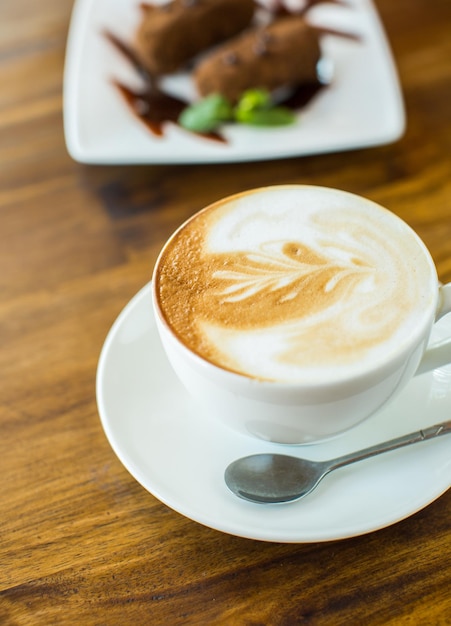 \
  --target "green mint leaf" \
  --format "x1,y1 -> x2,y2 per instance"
236,106 -> 296,127
179,94 -> 234,133
235,89 -> 272,117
